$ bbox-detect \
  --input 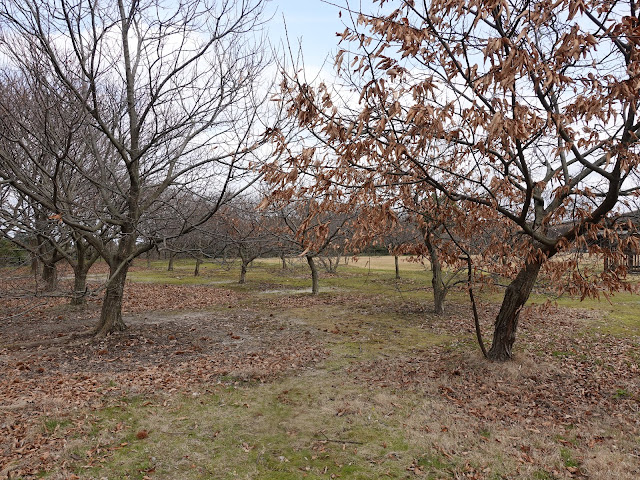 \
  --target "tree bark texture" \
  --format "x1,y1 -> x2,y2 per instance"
41,261 -> 58,291
487,261 -> 542,361
70,241 -> 88,305
239,261 -> 248,284
307,255 -> 319,295
167,253 -> 175,271
71,270 -> 88,306
424,231 -> 446,315
94,263 -> 129,337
